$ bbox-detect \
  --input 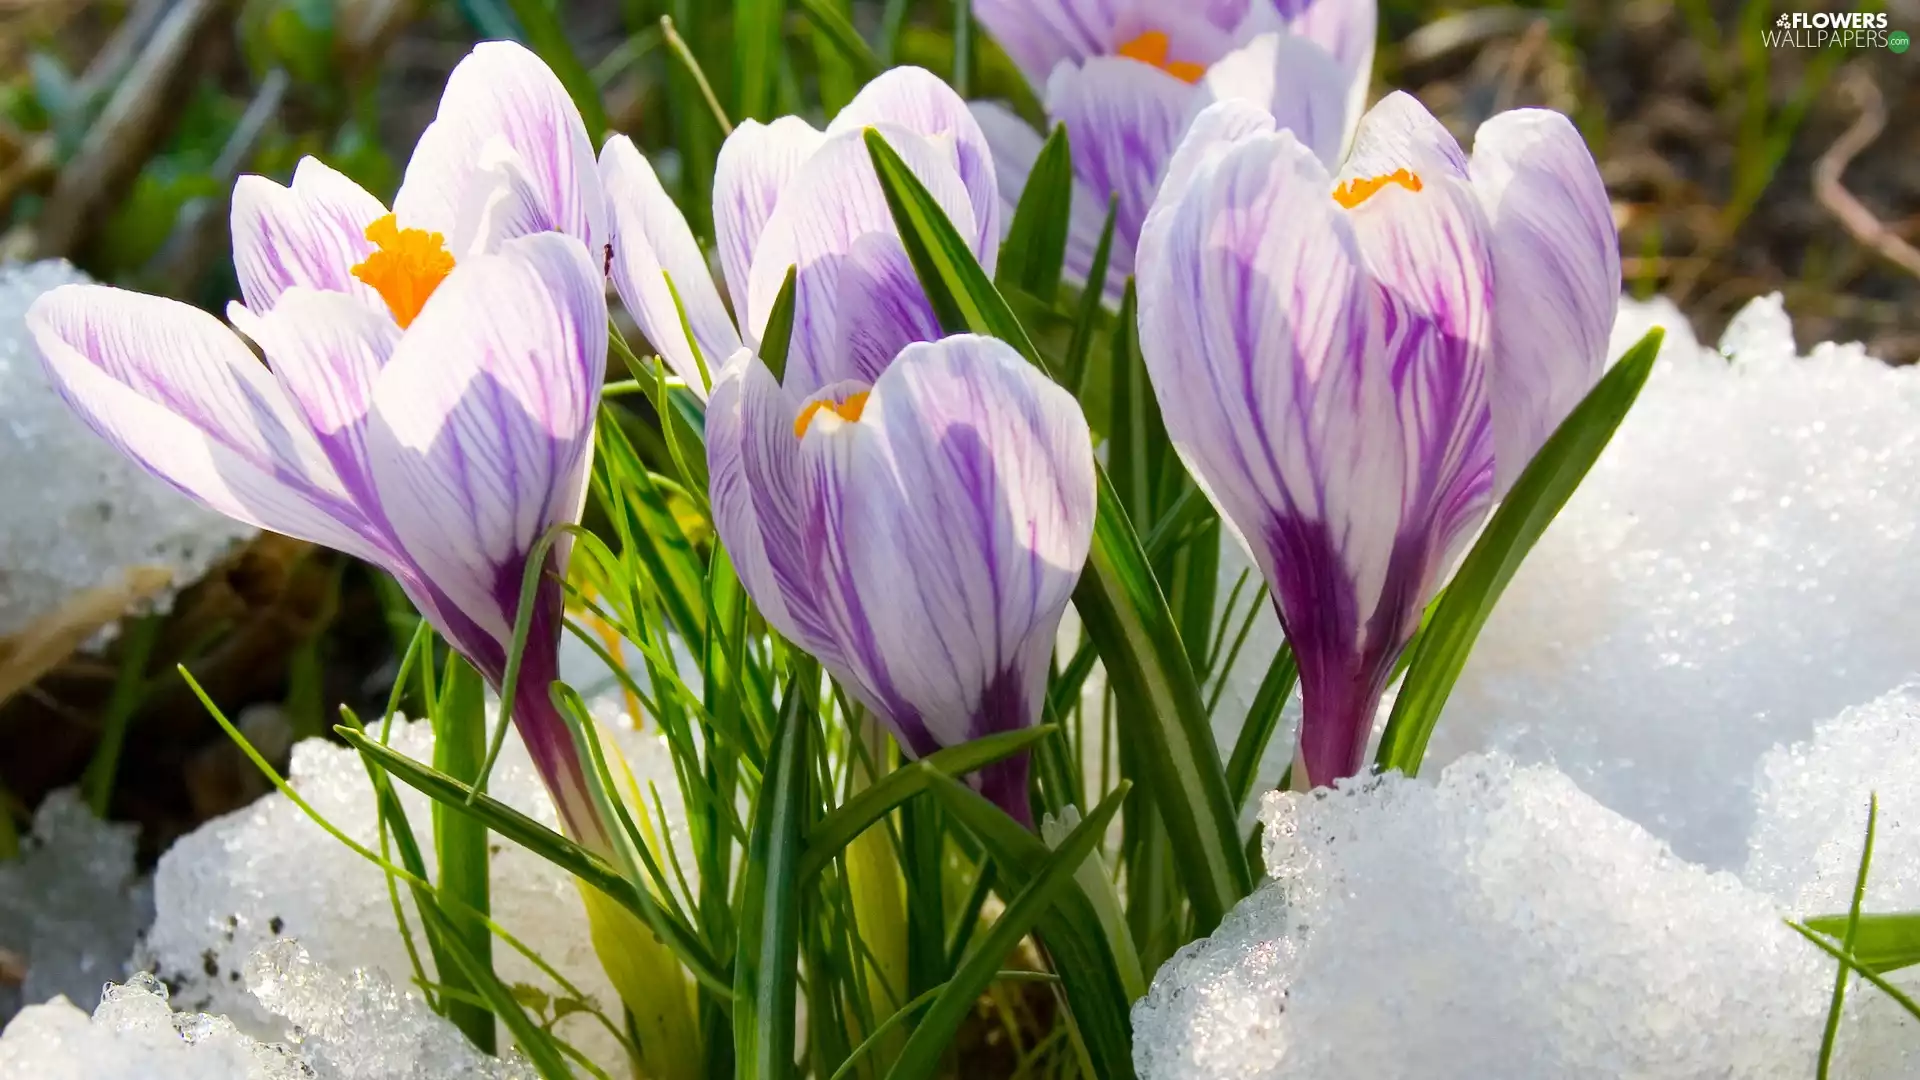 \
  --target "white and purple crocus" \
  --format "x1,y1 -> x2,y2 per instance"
26,42 -> 619,848
601,68 -> 1097,825
1137,93 -> 1620,788
971,0 -> 1376,292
